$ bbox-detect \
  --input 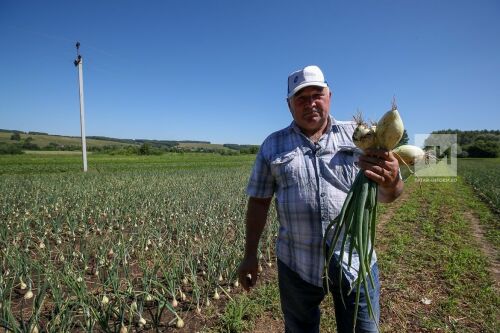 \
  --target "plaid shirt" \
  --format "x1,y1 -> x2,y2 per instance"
247,117 -> 377,287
